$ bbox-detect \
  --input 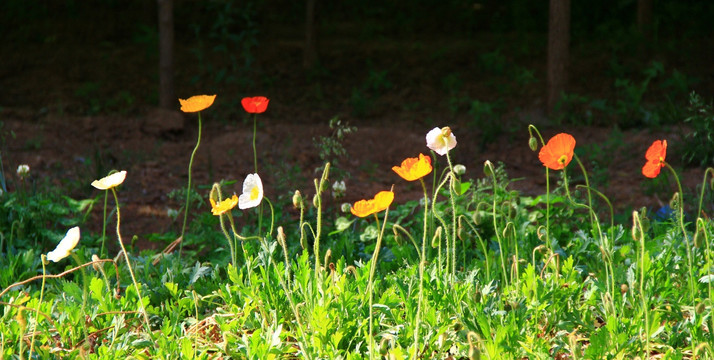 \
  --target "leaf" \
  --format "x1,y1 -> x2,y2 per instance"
89,277 -> 105,302
186,262 -> 211,286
